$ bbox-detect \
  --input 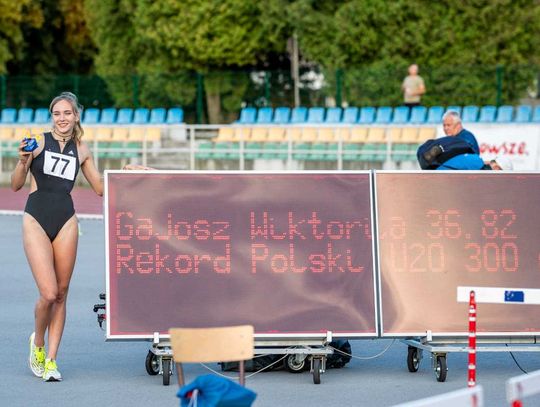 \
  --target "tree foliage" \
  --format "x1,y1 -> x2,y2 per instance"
4,0 -> 540,110
0,0 -> 42,74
